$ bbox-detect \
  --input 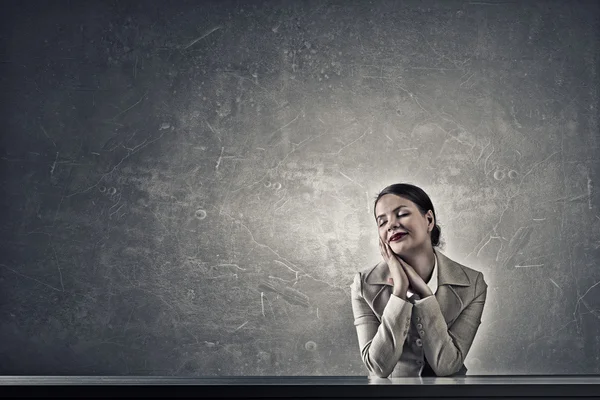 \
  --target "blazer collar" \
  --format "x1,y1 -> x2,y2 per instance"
364,249 -> 471,287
